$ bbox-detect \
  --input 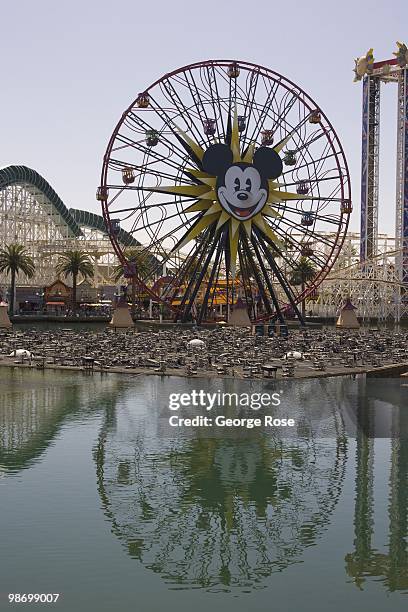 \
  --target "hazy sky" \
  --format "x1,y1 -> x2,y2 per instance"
1,0 -> 406,235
